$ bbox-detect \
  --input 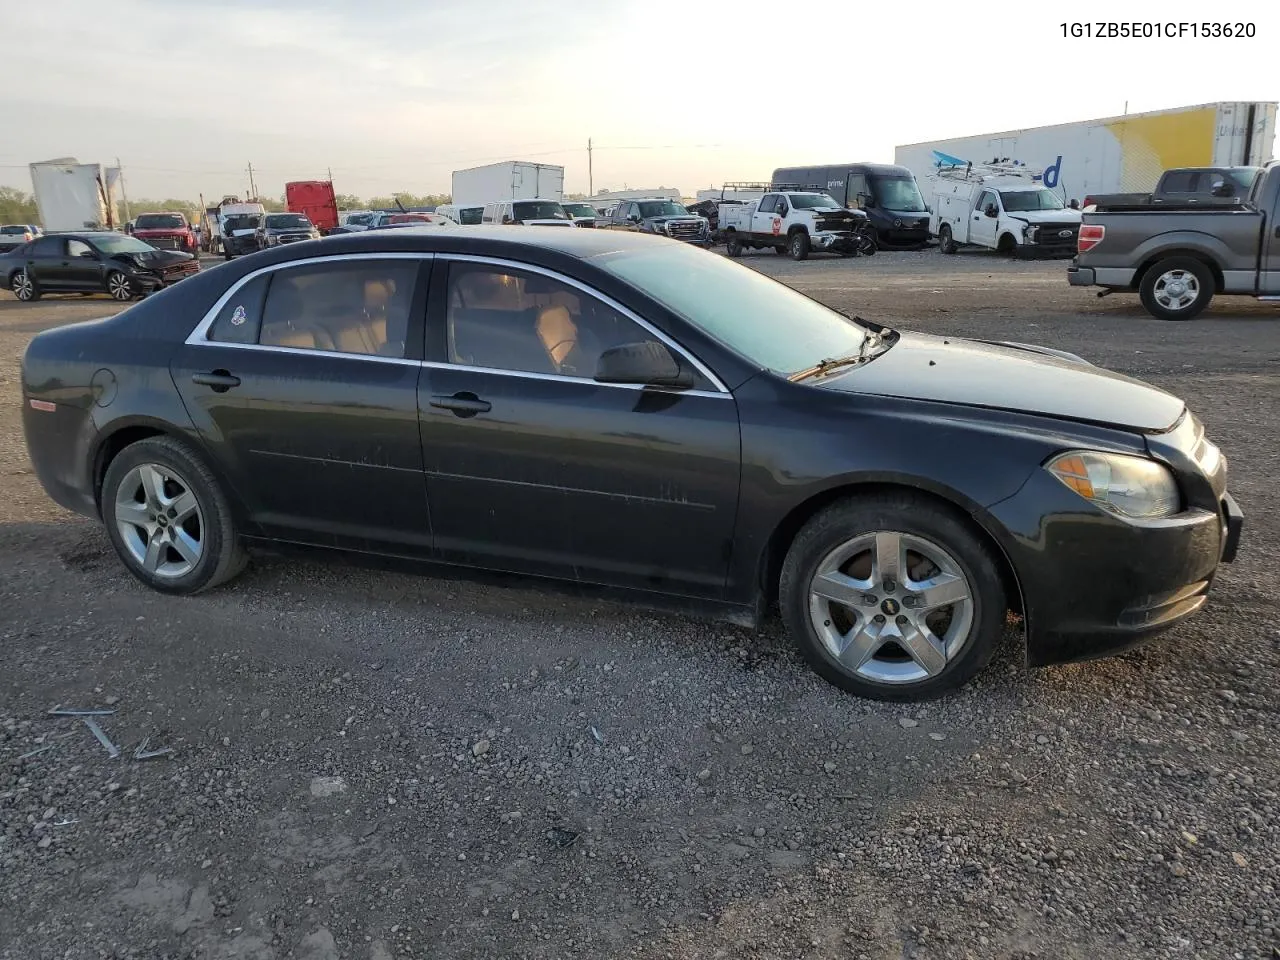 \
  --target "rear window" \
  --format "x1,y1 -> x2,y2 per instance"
1,225 -> 30,235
